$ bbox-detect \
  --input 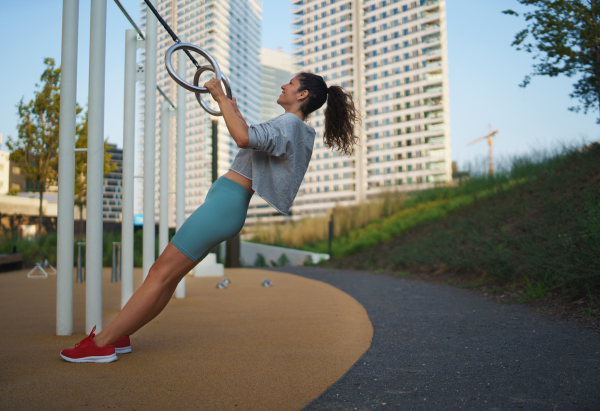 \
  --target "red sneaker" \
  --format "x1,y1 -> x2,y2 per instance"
114,335 -> 132,354
60,326 -> 118,363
